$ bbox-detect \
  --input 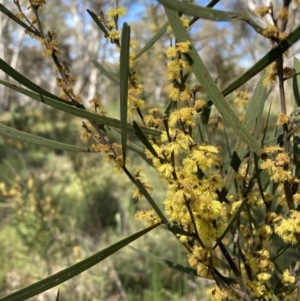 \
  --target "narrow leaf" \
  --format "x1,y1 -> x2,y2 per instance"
0,80 -> 161,137
136,23 -> 168,59
0,123 -> 93,152
135,0 -> 220,60
293,57 -> 300,108
101,125 -> 154,166
220,24 -> 300,99
164,100 -> 177,116
128,246 -> 198,276
101,125 -> 145,156
91,59 -> 119,85
86,9 -> 109,37
0,224 -> 159,301
120,23 -> 130,166
0,59 -> 78,105
223,71 -> 267,193
213,197 -> 248,249
194,105 -> 211,144
167,222 -> 194,237
0,4 -> 40,37
164,8 -> 262,155
159,0 -> 264,36
132,121 -> 158,158
254,153 -> 265,201
55,290 -> 60,301
134,179 -> 168,225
